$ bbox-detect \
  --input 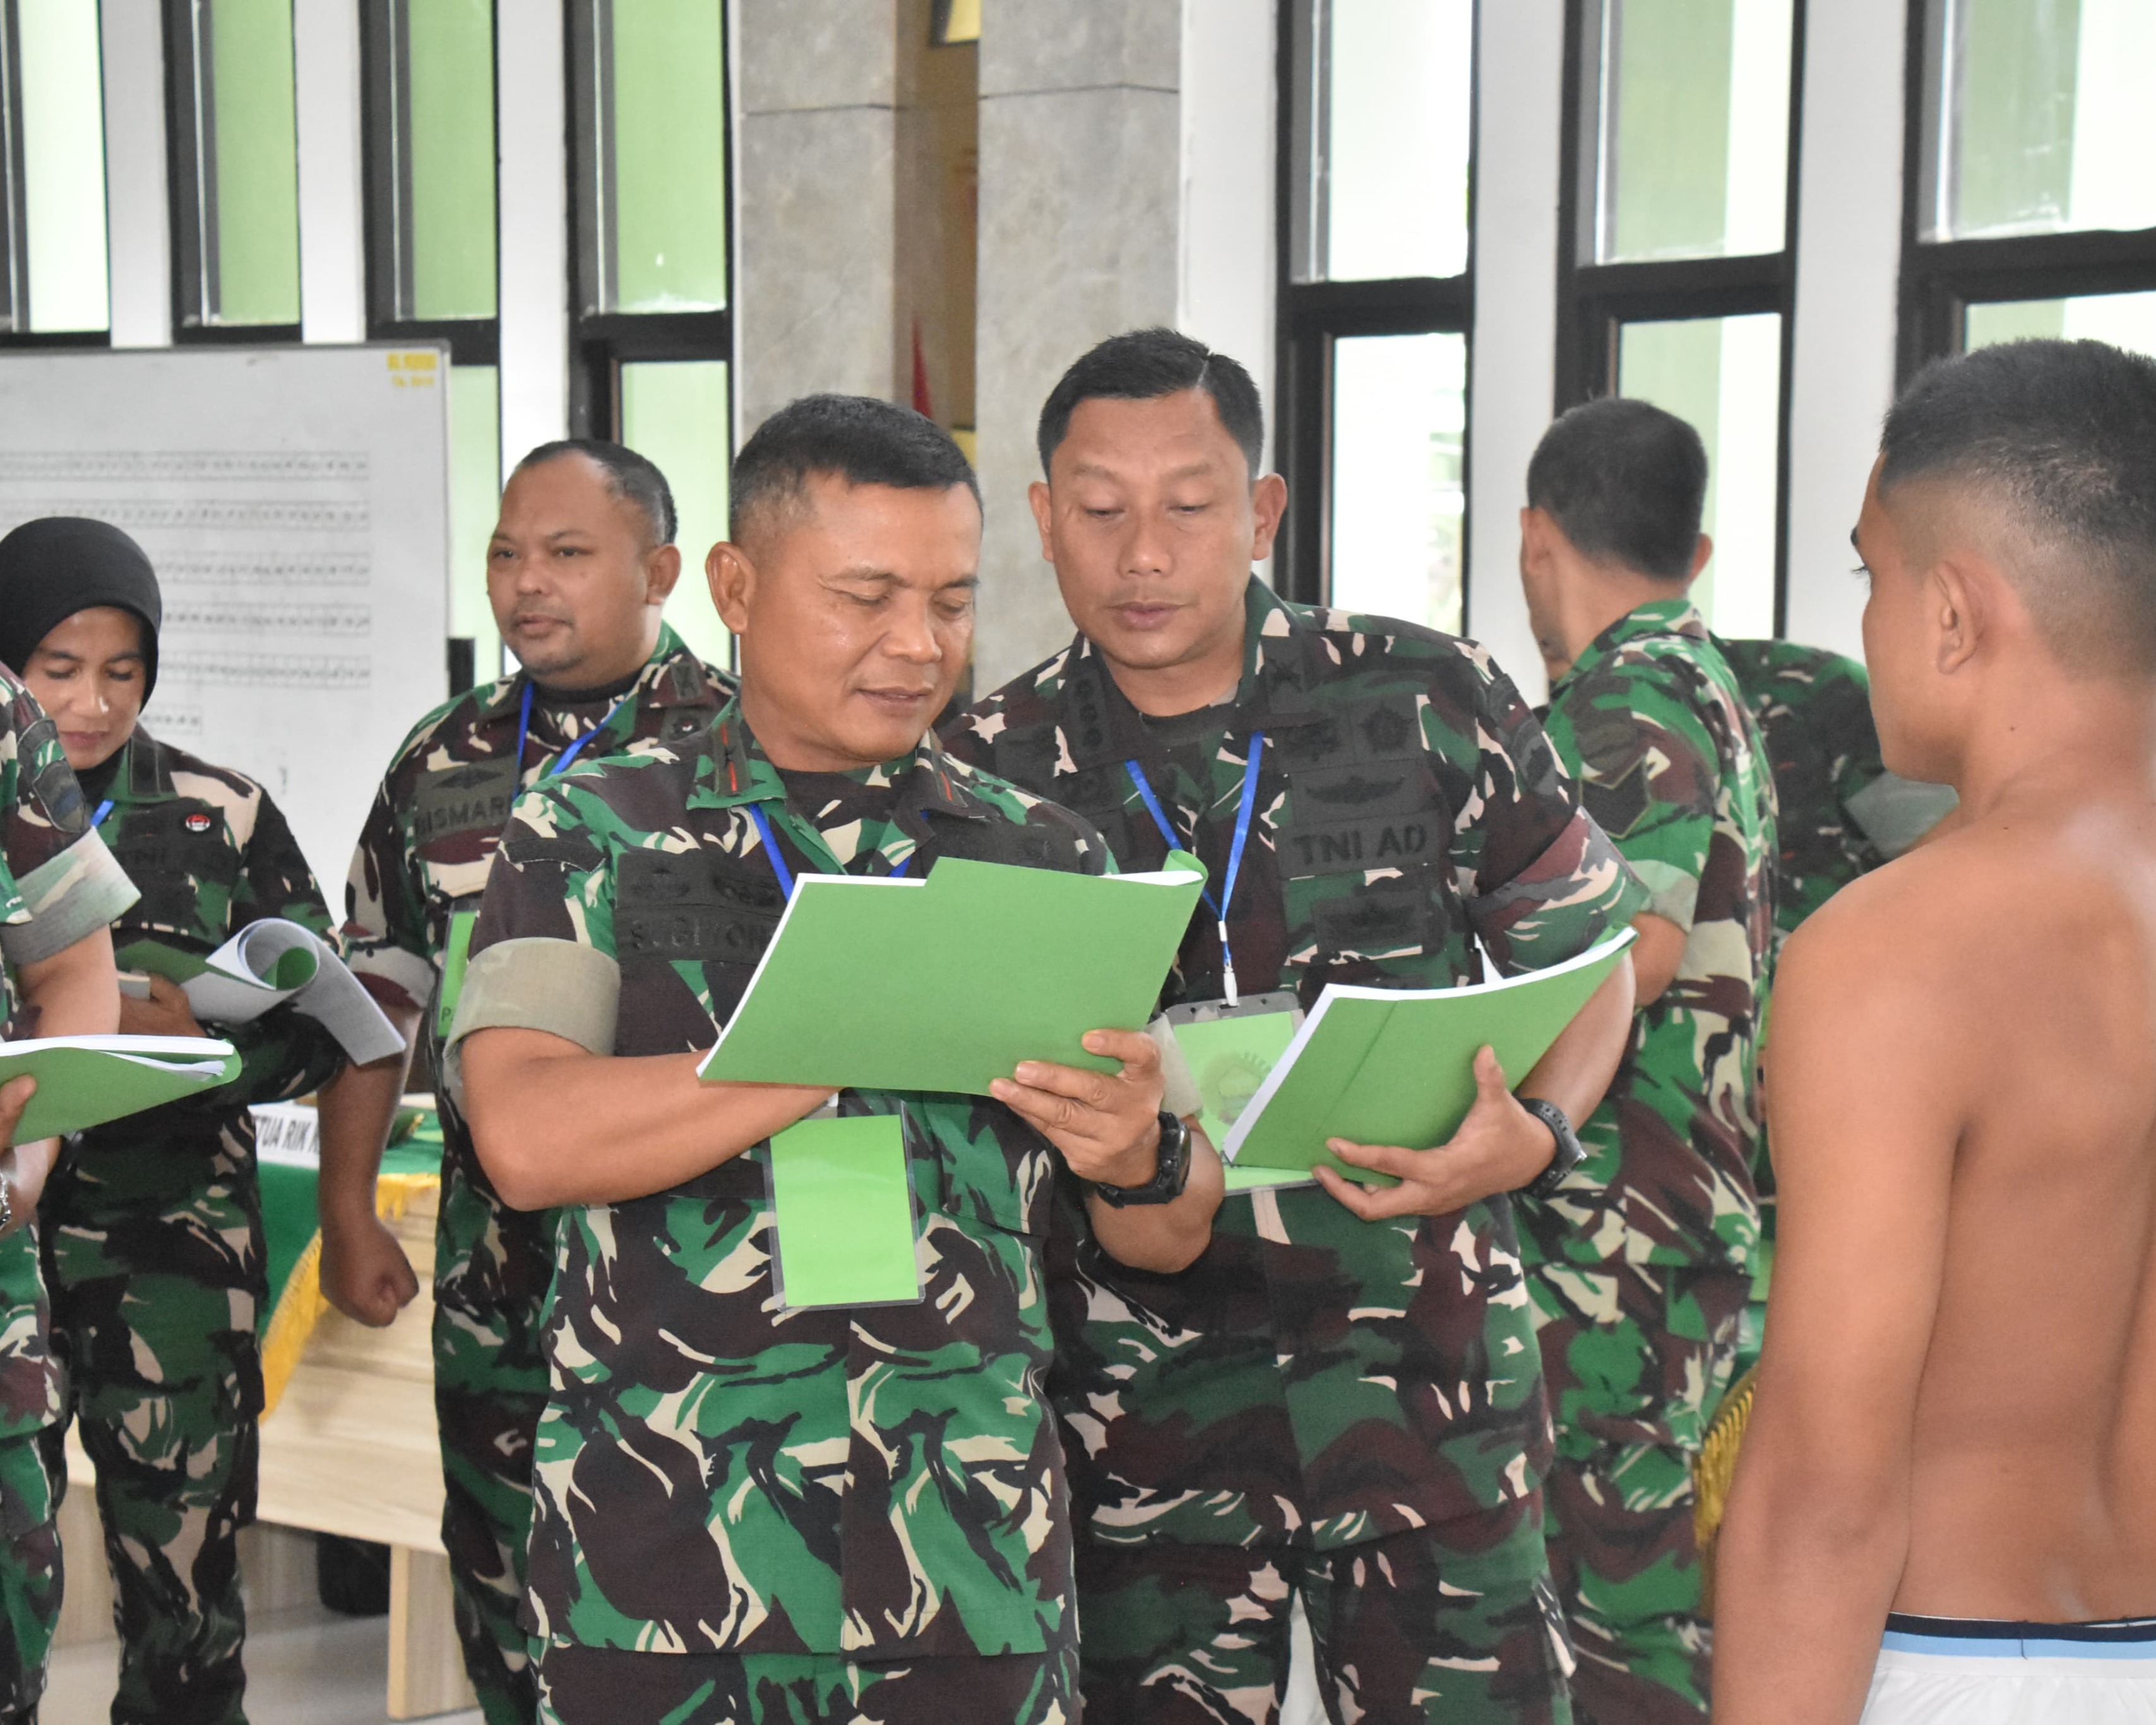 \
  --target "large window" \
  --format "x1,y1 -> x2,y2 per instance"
1902,0 -> 2156,370
1275,0 -> 1471,633
568,0 -> 733,671
0,1 -> 109,342
167,0 -> 301,339
362,0 -> 499,686
1557,0 -> 1802,638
